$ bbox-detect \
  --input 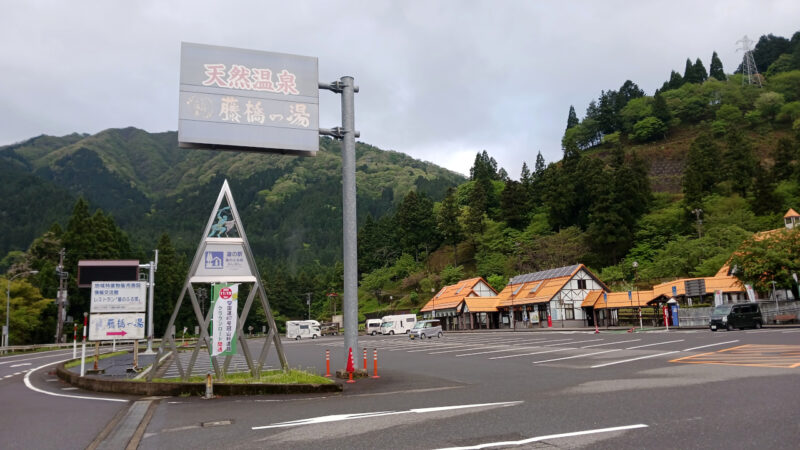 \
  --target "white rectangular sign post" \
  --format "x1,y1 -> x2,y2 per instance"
91,281 -> 147,312
89,313 -> 146,341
